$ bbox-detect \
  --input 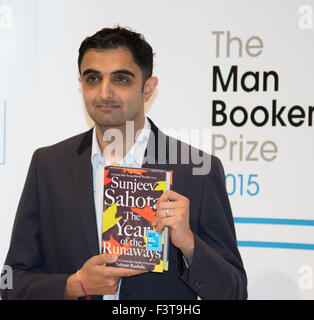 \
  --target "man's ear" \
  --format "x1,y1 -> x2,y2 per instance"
143,76 -> 158,103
